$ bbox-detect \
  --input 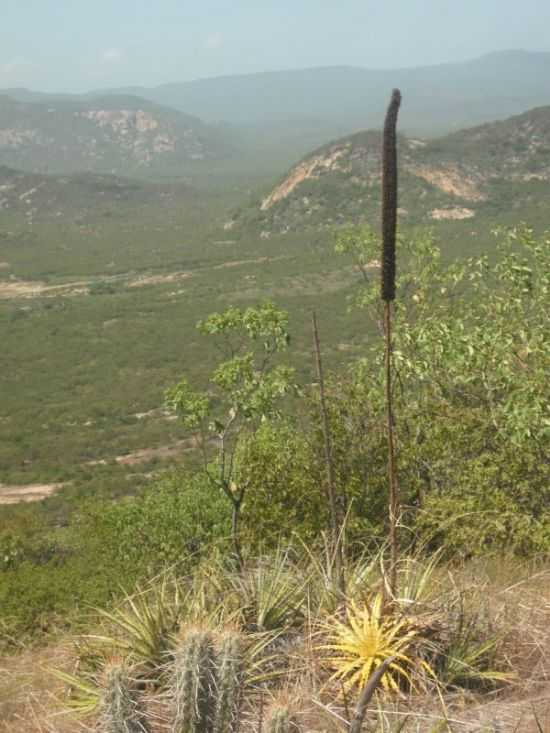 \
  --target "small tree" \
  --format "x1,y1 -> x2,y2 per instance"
165,301 -> 295,566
